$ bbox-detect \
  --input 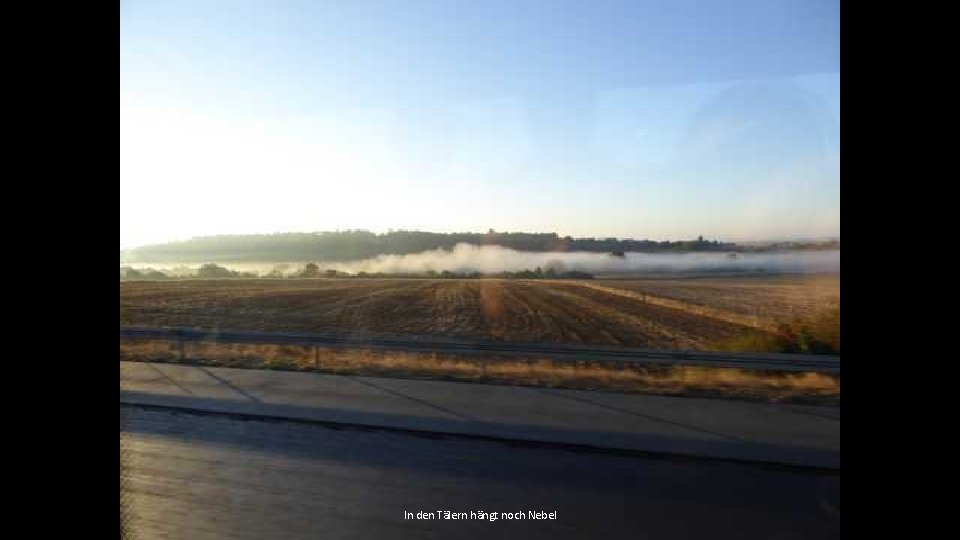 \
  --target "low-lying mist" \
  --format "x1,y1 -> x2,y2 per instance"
122,244 -> 840,277
326,244 -> 840,275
